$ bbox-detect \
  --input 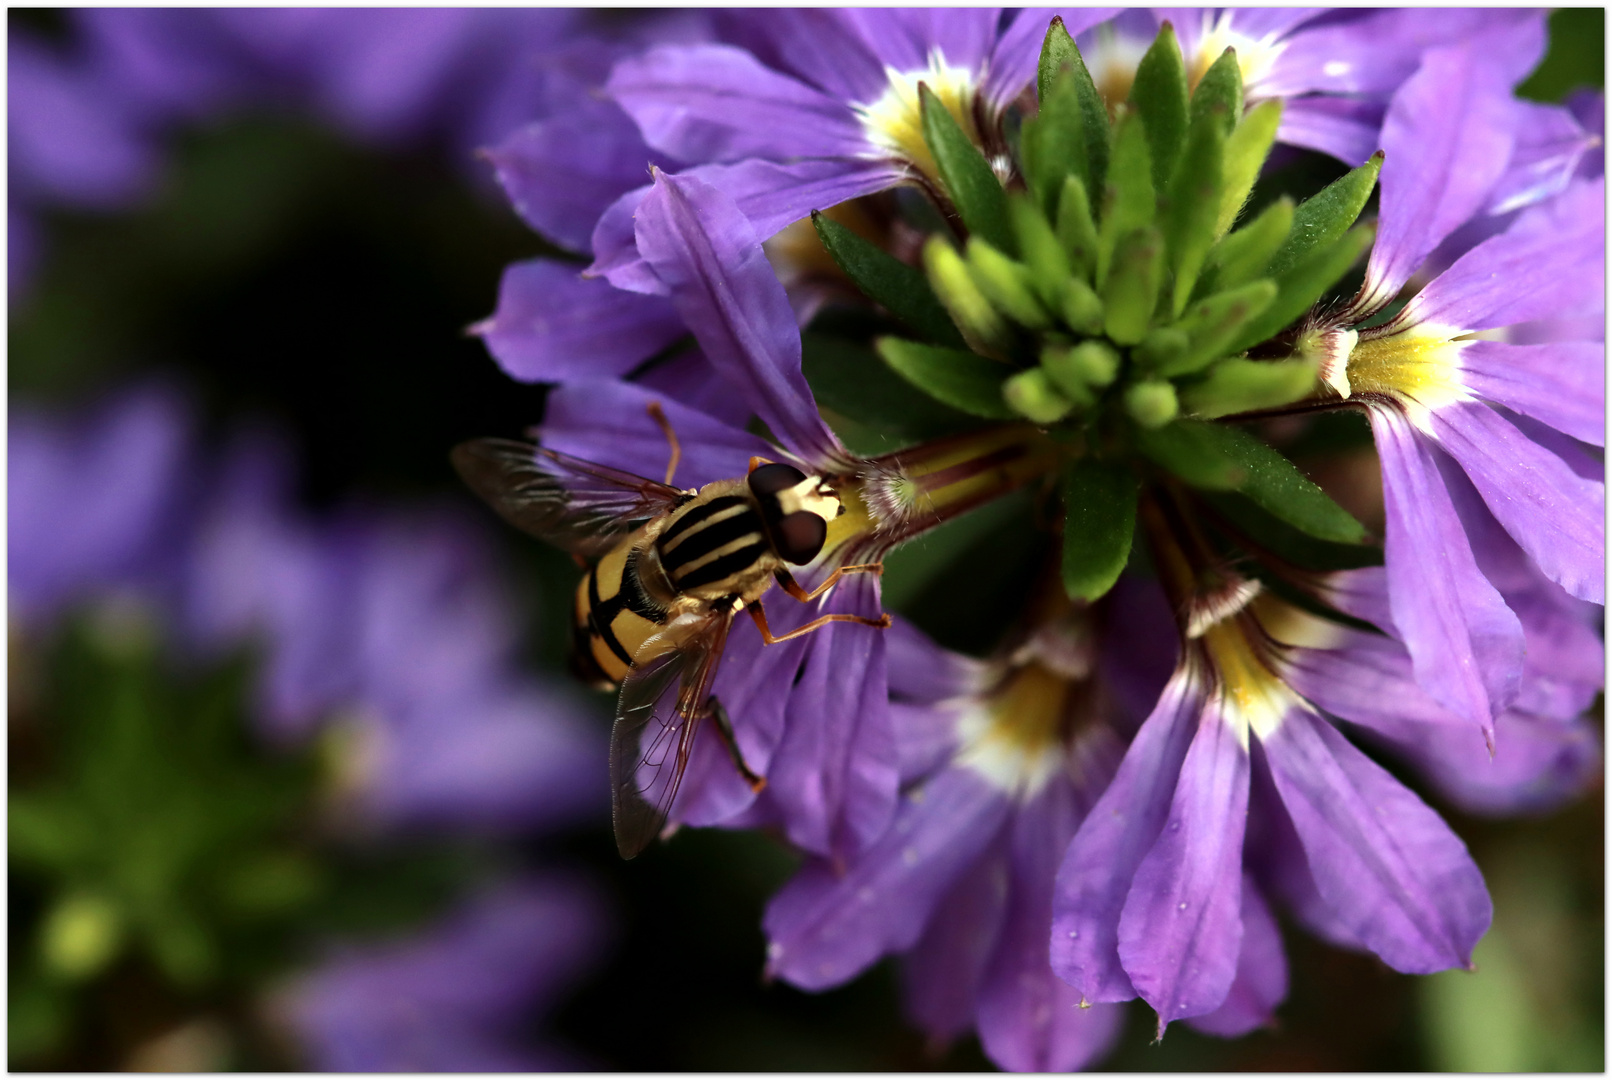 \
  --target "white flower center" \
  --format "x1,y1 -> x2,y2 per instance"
855,52 -> 981,180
